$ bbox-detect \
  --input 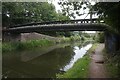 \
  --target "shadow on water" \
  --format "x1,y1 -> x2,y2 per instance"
3,41 -> 92,78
